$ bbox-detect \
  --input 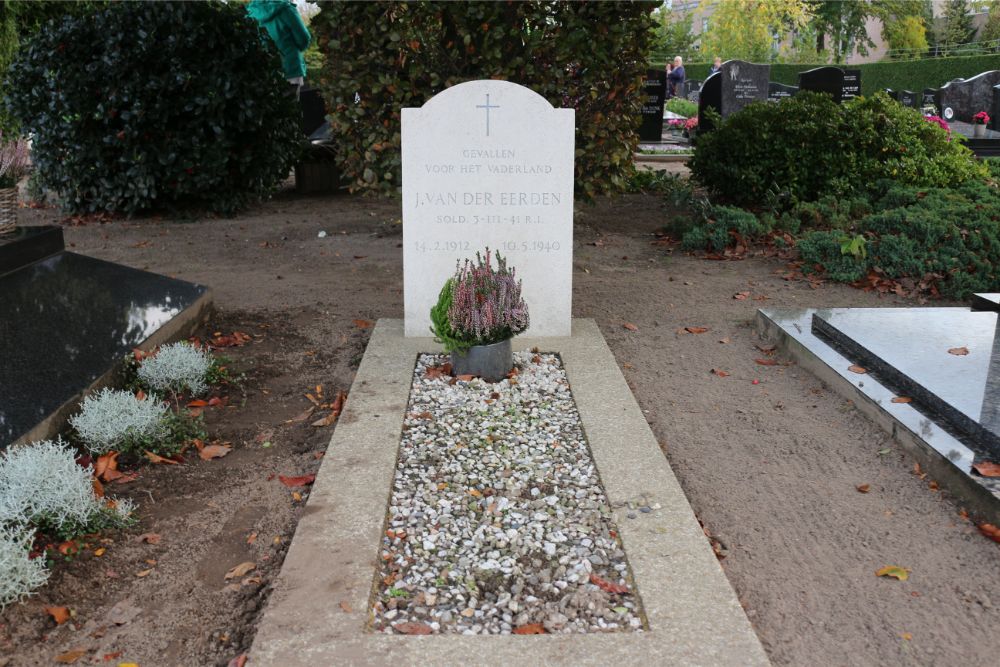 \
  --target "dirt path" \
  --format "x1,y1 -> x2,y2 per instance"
5,189 -> 999,666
